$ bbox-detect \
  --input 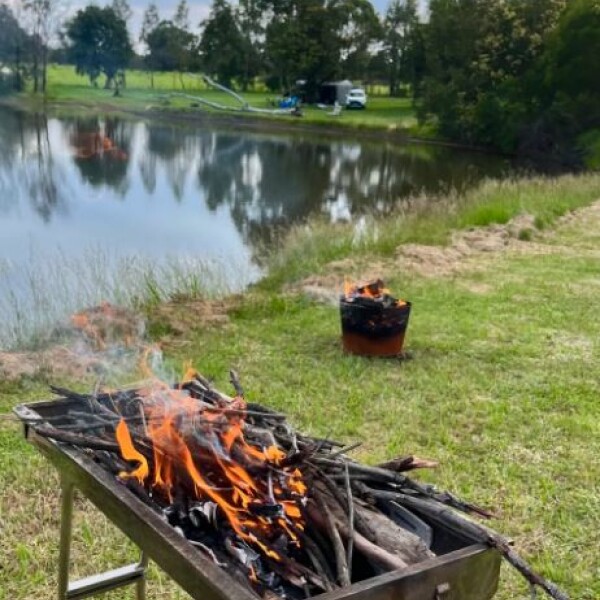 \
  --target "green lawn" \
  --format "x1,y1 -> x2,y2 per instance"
1,173 -> 599,598
35,64 -> 418,132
